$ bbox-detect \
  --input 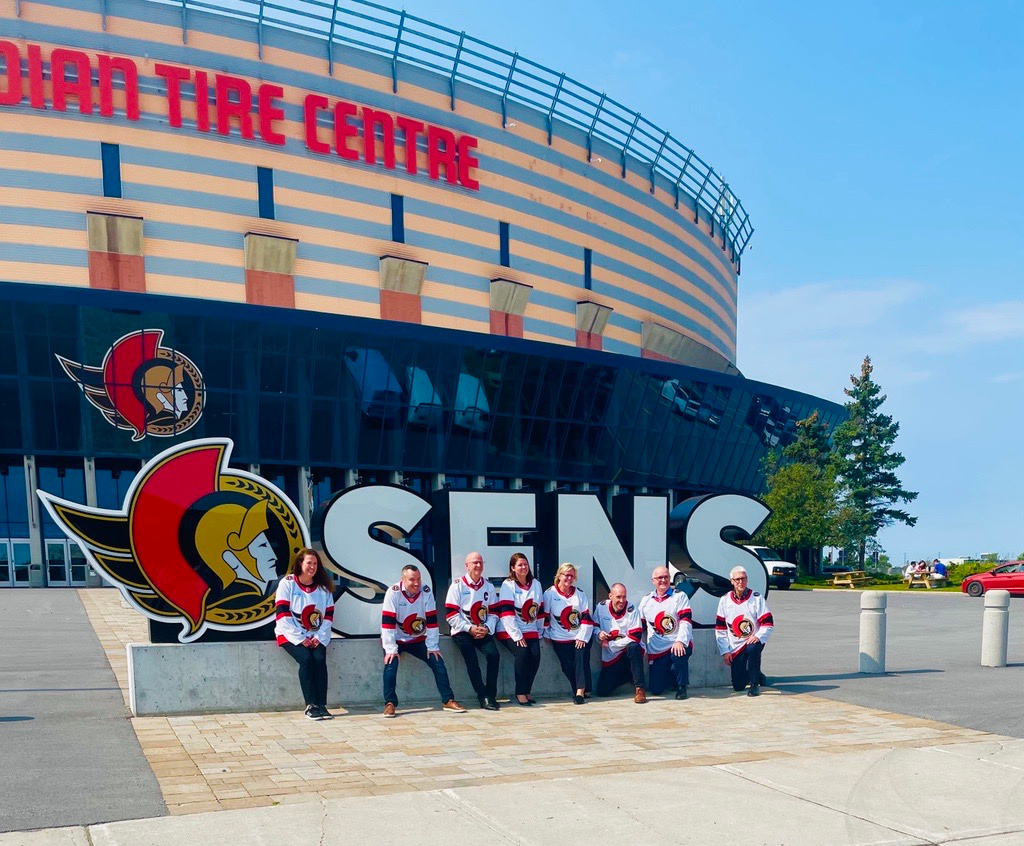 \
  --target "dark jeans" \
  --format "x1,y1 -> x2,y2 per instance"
648,644 -> 692,695
281,641 -> 328,708
452,631 -> 499,701
382,640 -> 455,706
550,639 -> 592,695
500,637 -> 541,696
730,640 -> 764,691
596,642 -> 646,696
